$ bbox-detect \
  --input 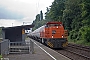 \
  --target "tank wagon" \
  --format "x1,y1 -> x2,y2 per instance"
29,22 -> 68,48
